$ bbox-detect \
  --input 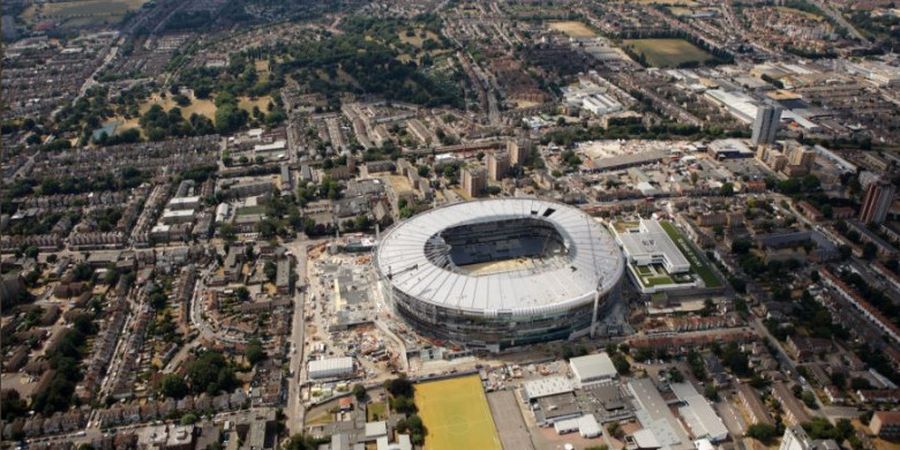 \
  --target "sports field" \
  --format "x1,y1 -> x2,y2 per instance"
22,0 -> 148,28
415,375 -> 501,450
548,21 -> 597,38
622,38 -> 713,68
